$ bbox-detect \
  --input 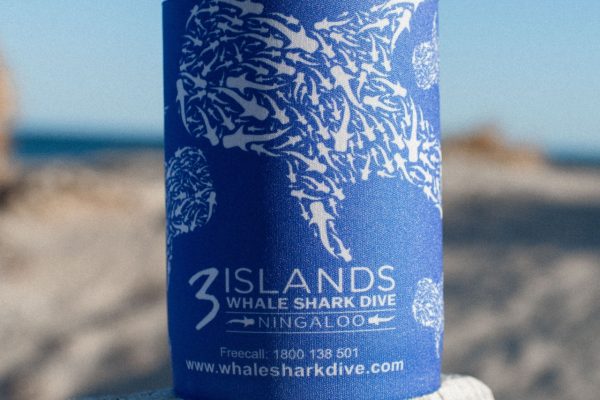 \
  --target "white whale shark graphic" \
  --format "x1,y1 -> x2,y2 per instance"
168,0 -> 441,263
